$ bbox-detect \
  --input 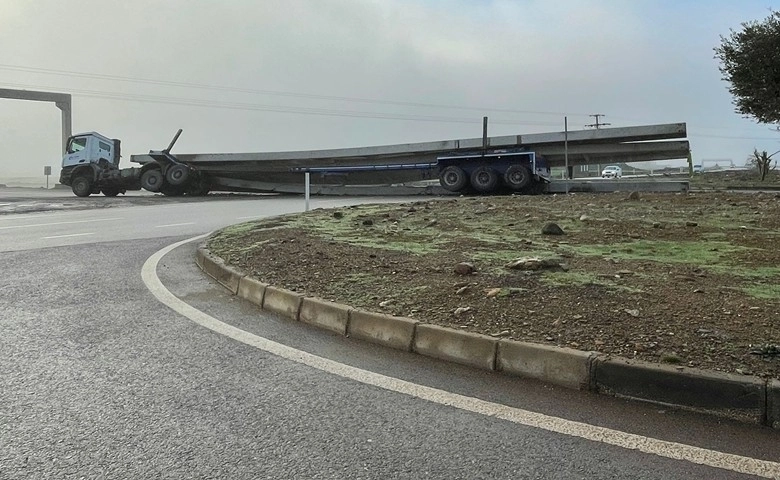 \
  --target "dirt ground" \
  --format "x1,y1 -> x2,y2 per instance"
208,188 -> 780,380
